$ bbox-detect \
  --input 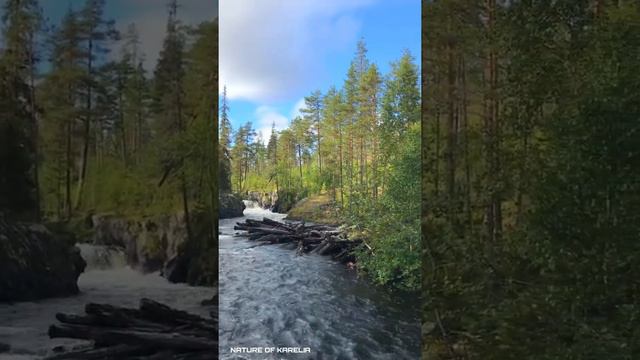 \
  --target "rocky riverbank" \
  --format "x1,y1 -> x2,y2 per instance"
219,193 -> 245,219
0,216 -> 86,302
88,209 -> 215,286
